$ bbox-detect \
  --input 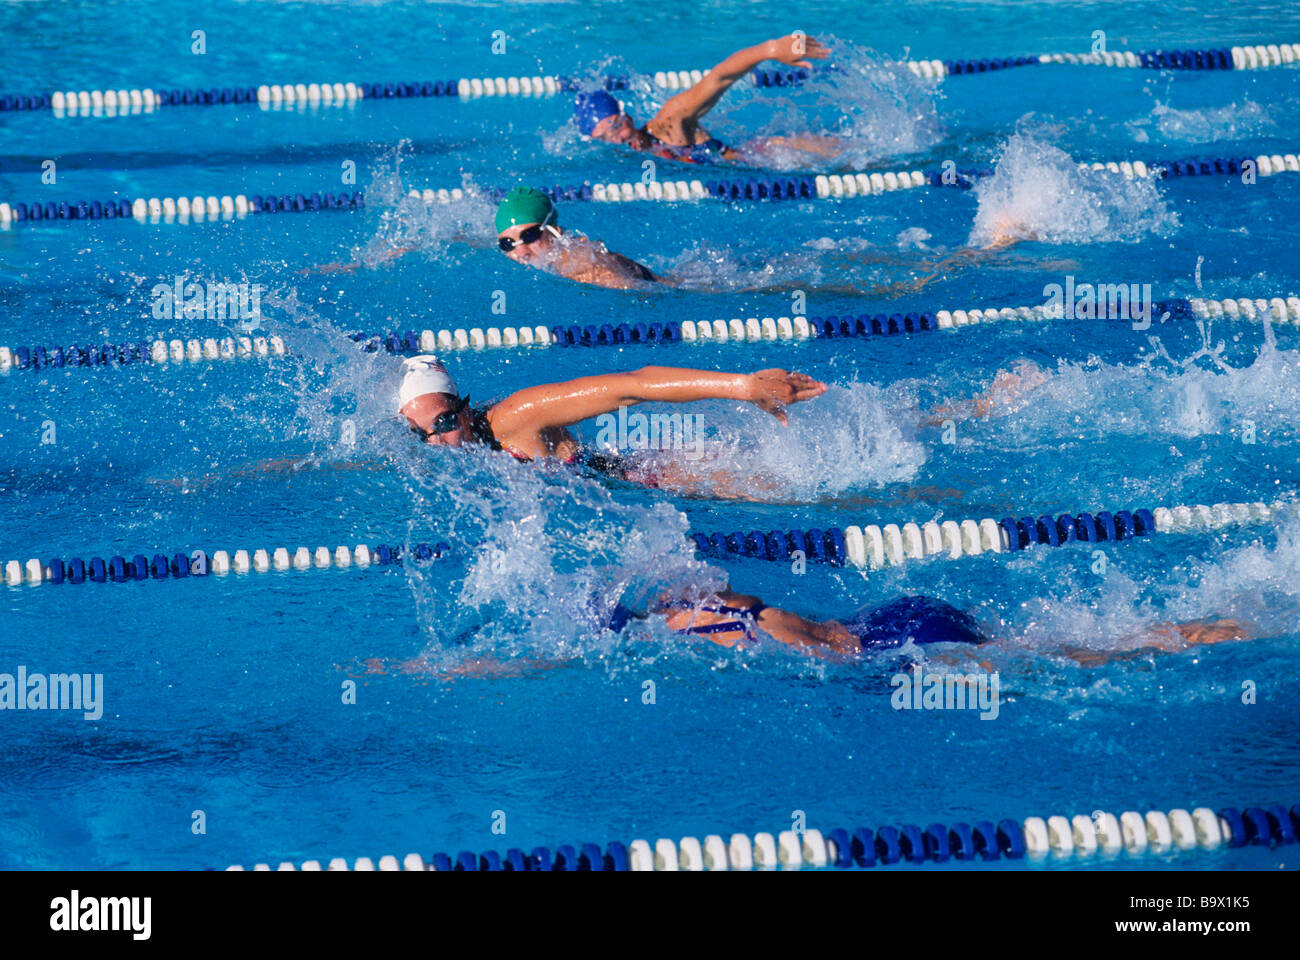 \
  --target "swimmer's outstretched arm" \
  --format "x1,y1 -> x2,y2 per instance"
490,367 -> 827,436
918,362 -> 1049,427
1056,619 -> 1253,667
655,34 -> 830,126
